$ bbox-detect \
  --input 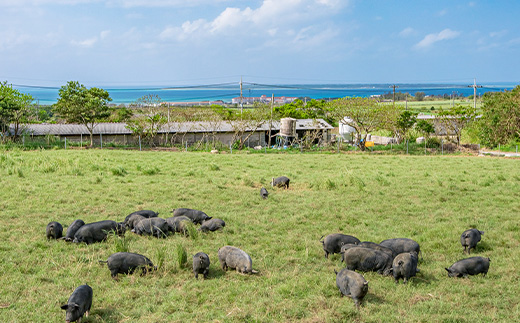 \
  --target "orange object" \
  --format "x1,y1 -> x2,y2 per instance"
365,141 -> 374,147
